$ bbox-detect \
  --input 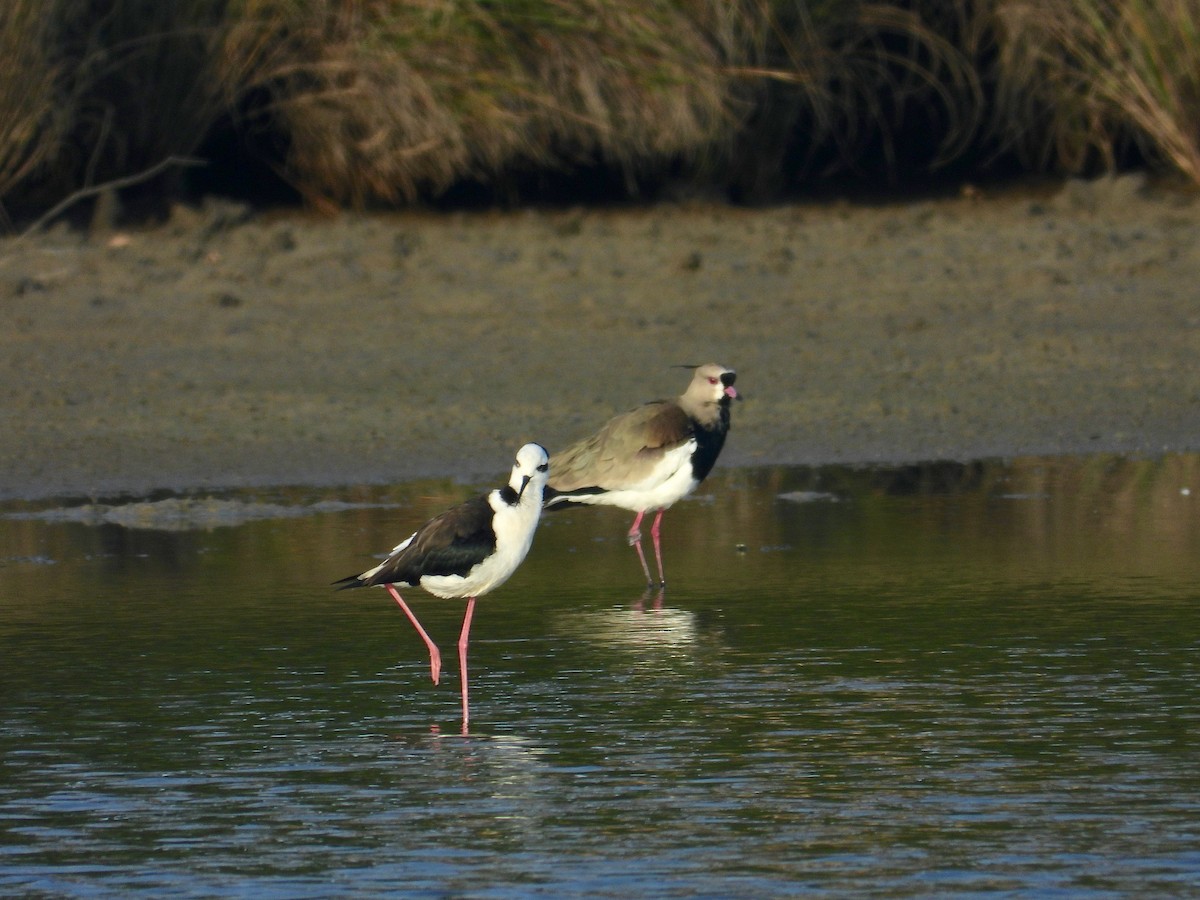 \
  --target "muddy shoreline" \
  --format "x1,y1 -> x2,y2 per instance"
2,174 -> 1198,502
